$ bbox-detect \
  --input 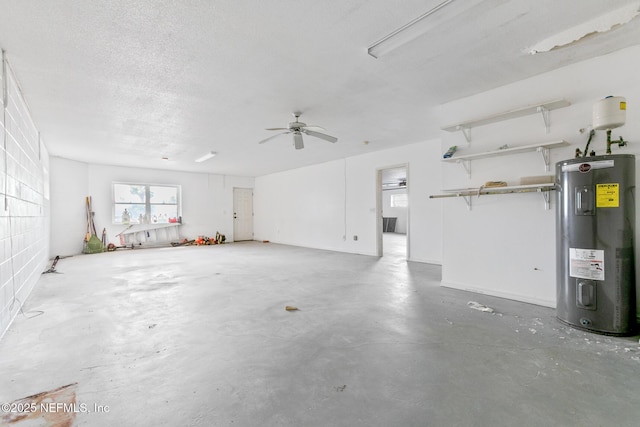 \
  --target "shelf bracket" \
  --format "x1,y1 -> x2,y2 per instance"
539,187 -> 551,210
537,147 -> 551,171
537,106 -> 550,133
458,159 -> 471,179
457,126 -> 472,143
460,194 -> 472,210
